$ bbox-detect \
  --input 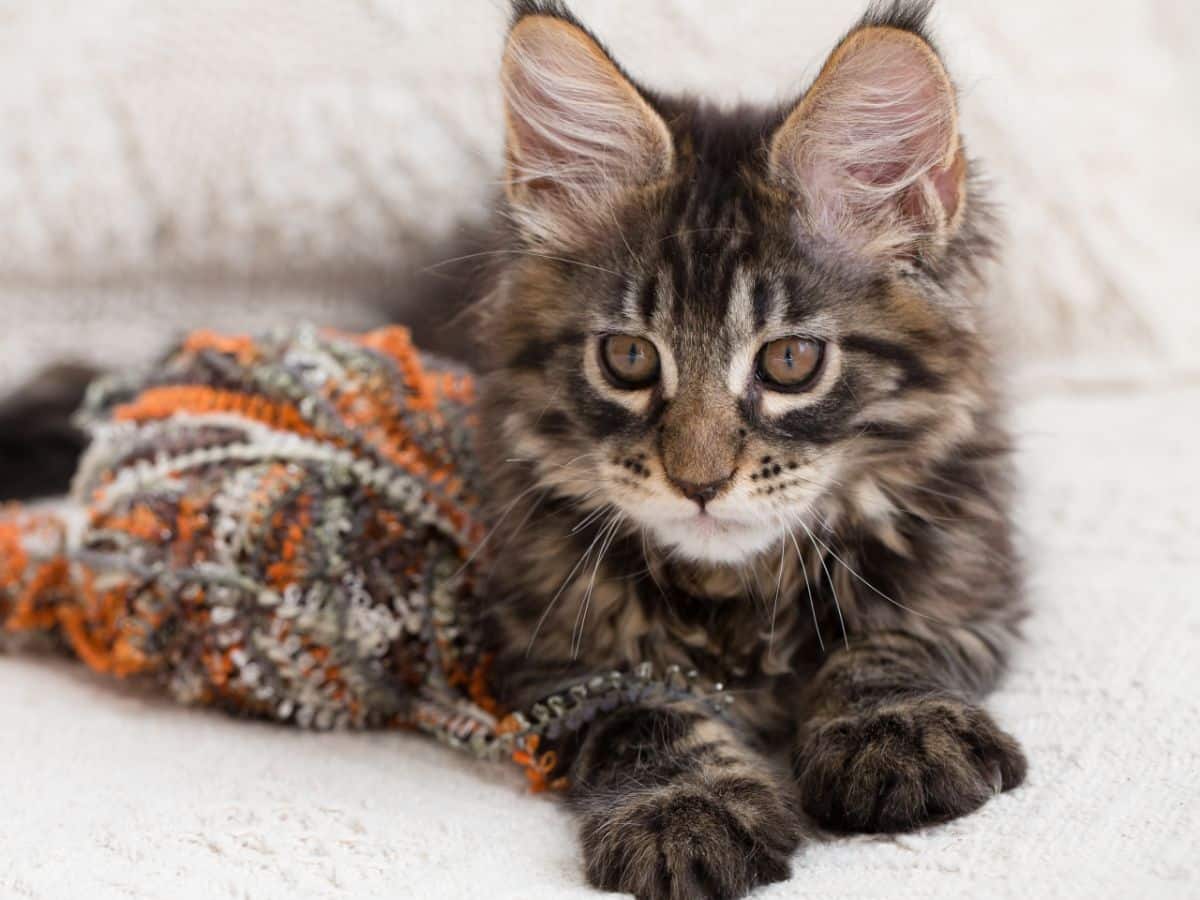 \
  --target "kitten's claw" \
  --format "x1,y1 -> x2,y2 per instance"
795,695 -> 1026,834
